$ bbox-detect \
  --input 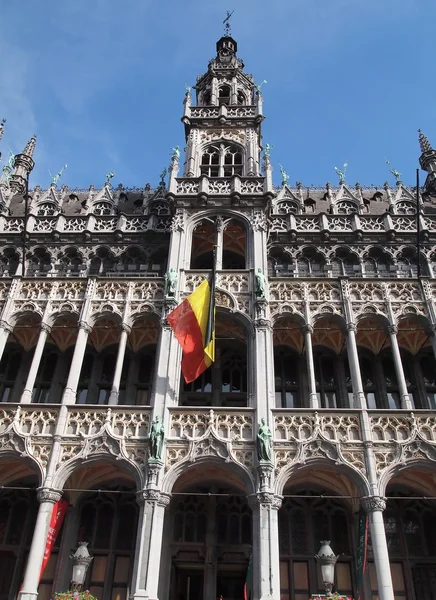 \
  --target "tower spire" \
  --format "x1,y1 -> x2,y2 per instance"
223,10 -> 234,36
419,129 -> 432,154
10,135 -> 36,194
